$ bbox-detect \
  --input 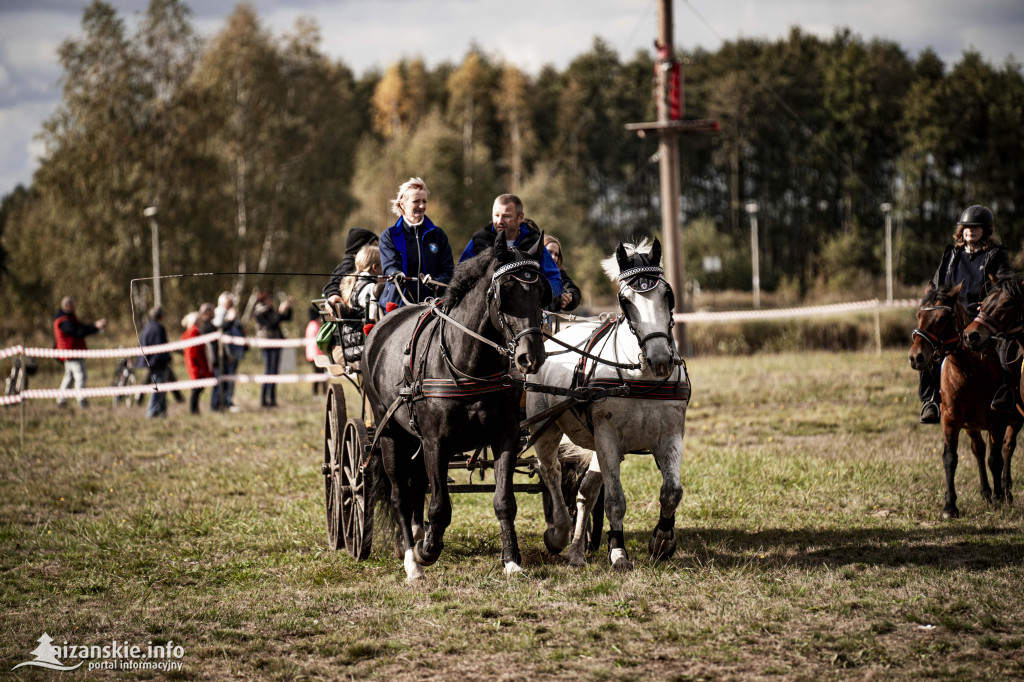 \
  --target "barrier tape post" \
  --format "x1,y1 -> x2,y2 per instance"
20,346 -> 26,449
874,302 -> 882,356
